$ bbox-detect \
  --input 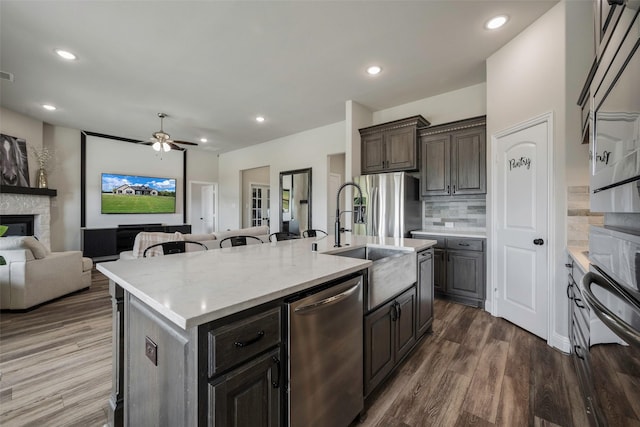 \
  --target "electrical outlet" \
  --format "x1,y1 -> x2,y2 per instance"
145,336 -> 158,366
445,222 -> 454,228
